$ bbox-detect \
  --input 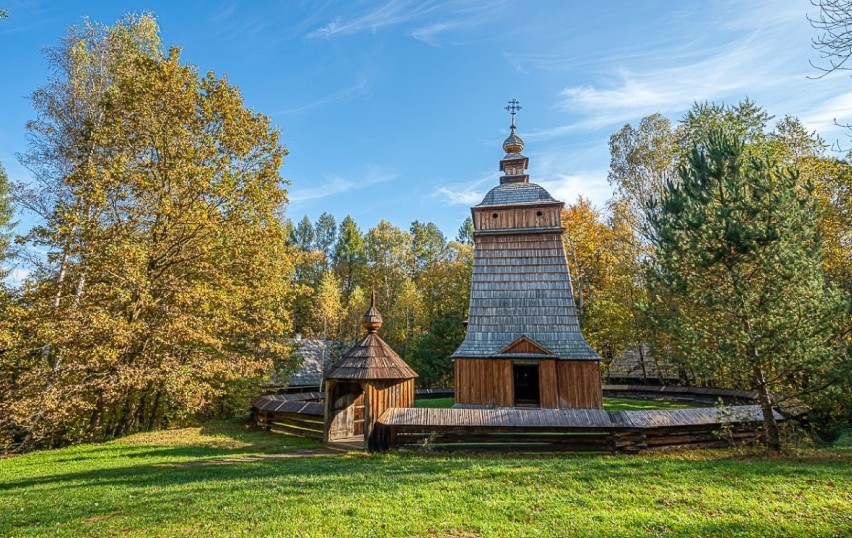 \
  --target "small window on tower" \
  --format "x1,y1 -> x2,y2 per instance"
492,213 -> 498,219
536,210 -> 543,217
